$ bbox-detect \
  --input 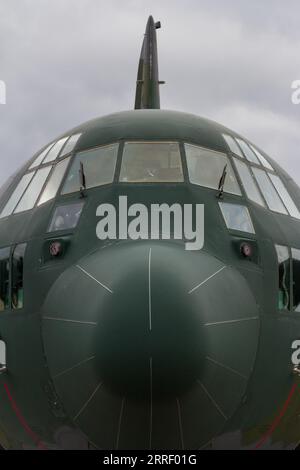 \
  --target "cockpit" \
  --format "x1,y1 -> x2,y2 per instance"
0,132 -> 299,237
